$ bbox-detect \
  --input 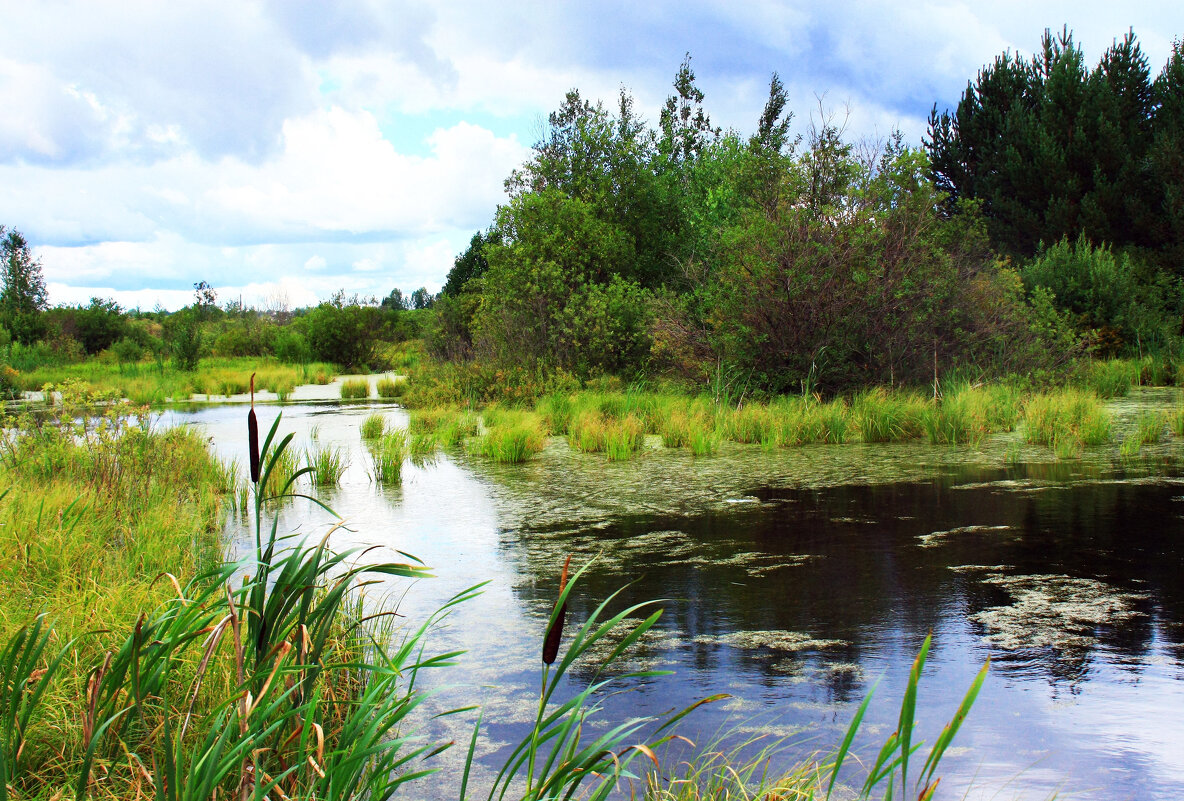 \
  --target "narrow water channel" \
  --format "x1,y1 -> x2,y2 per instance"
162,389 -> 1184,800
